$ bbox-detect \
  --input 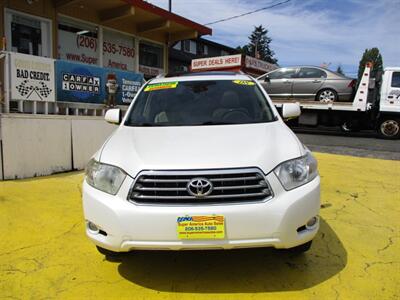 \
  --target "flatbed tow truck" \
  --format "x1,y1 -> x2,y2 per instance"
190,56 -> 400,140
271,63 -> 400,139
